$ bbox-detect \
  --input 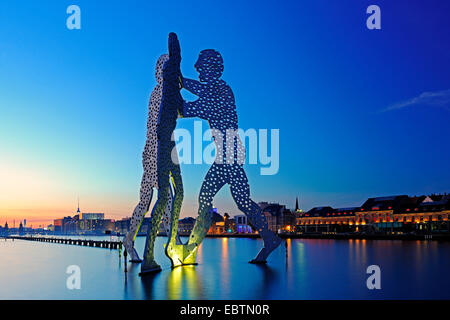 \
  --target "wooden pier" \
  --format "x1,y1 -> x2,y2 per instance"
7,236 -> 122,250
